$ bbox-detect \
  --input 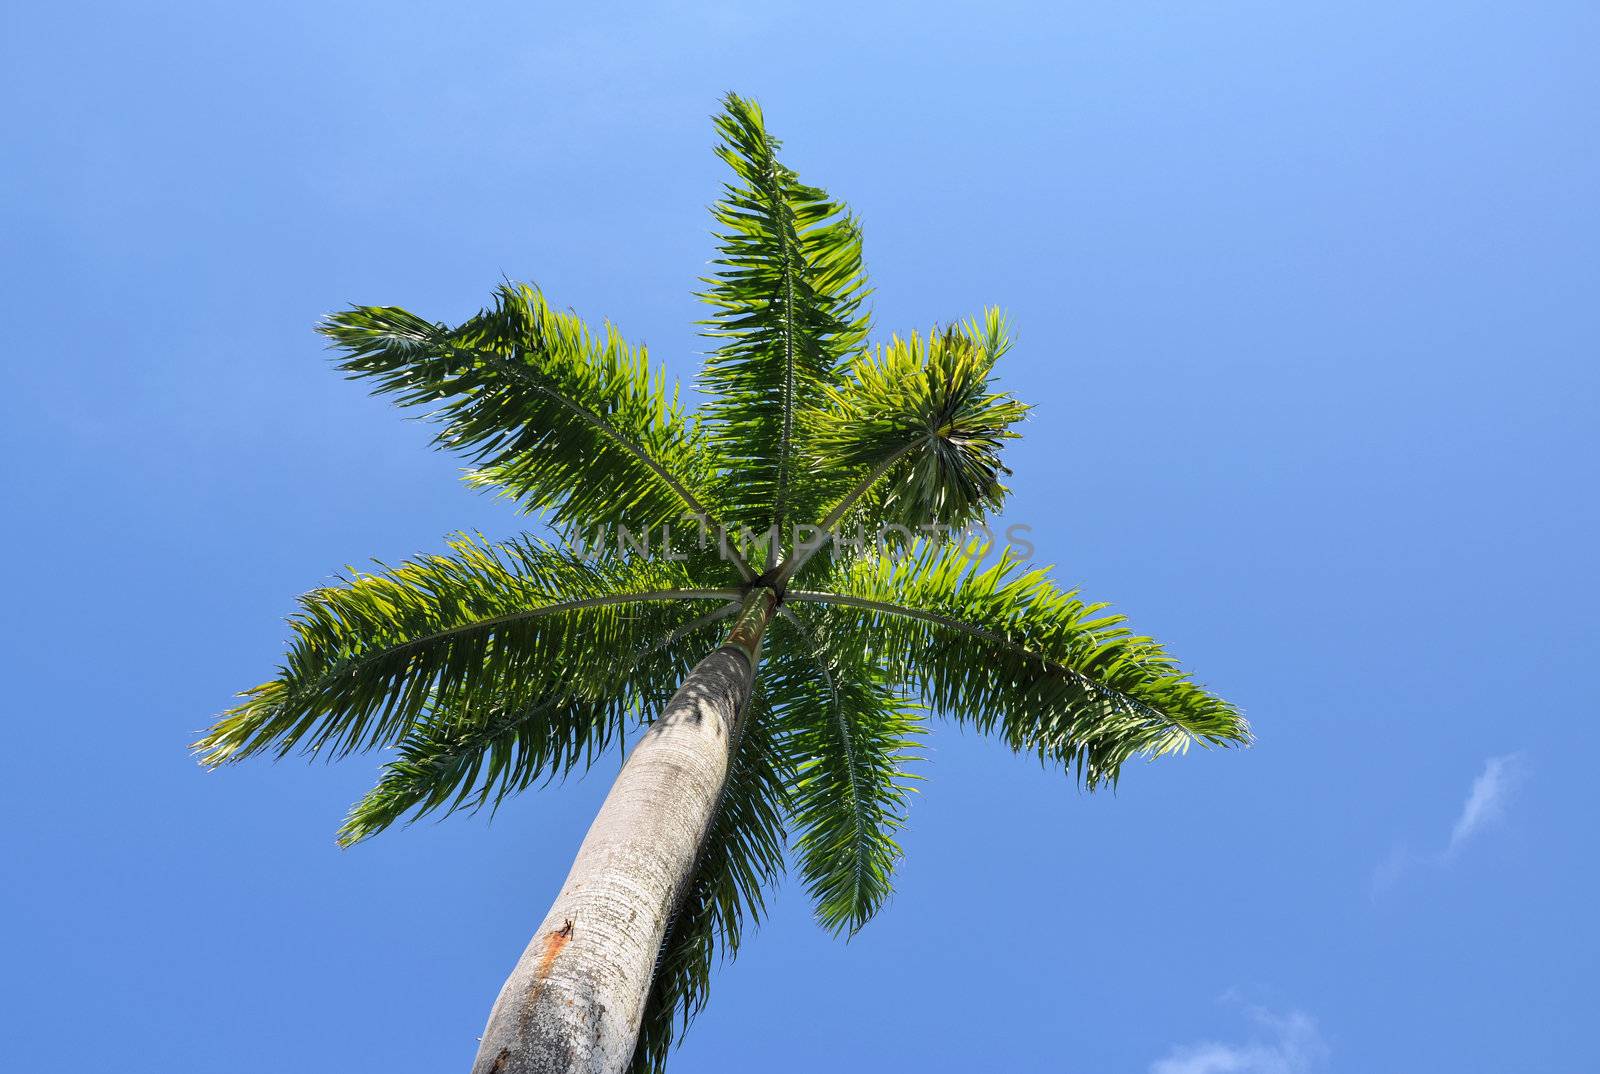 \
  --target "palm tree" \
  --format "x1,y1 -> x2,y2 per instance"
196,93 -> 1249,1074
